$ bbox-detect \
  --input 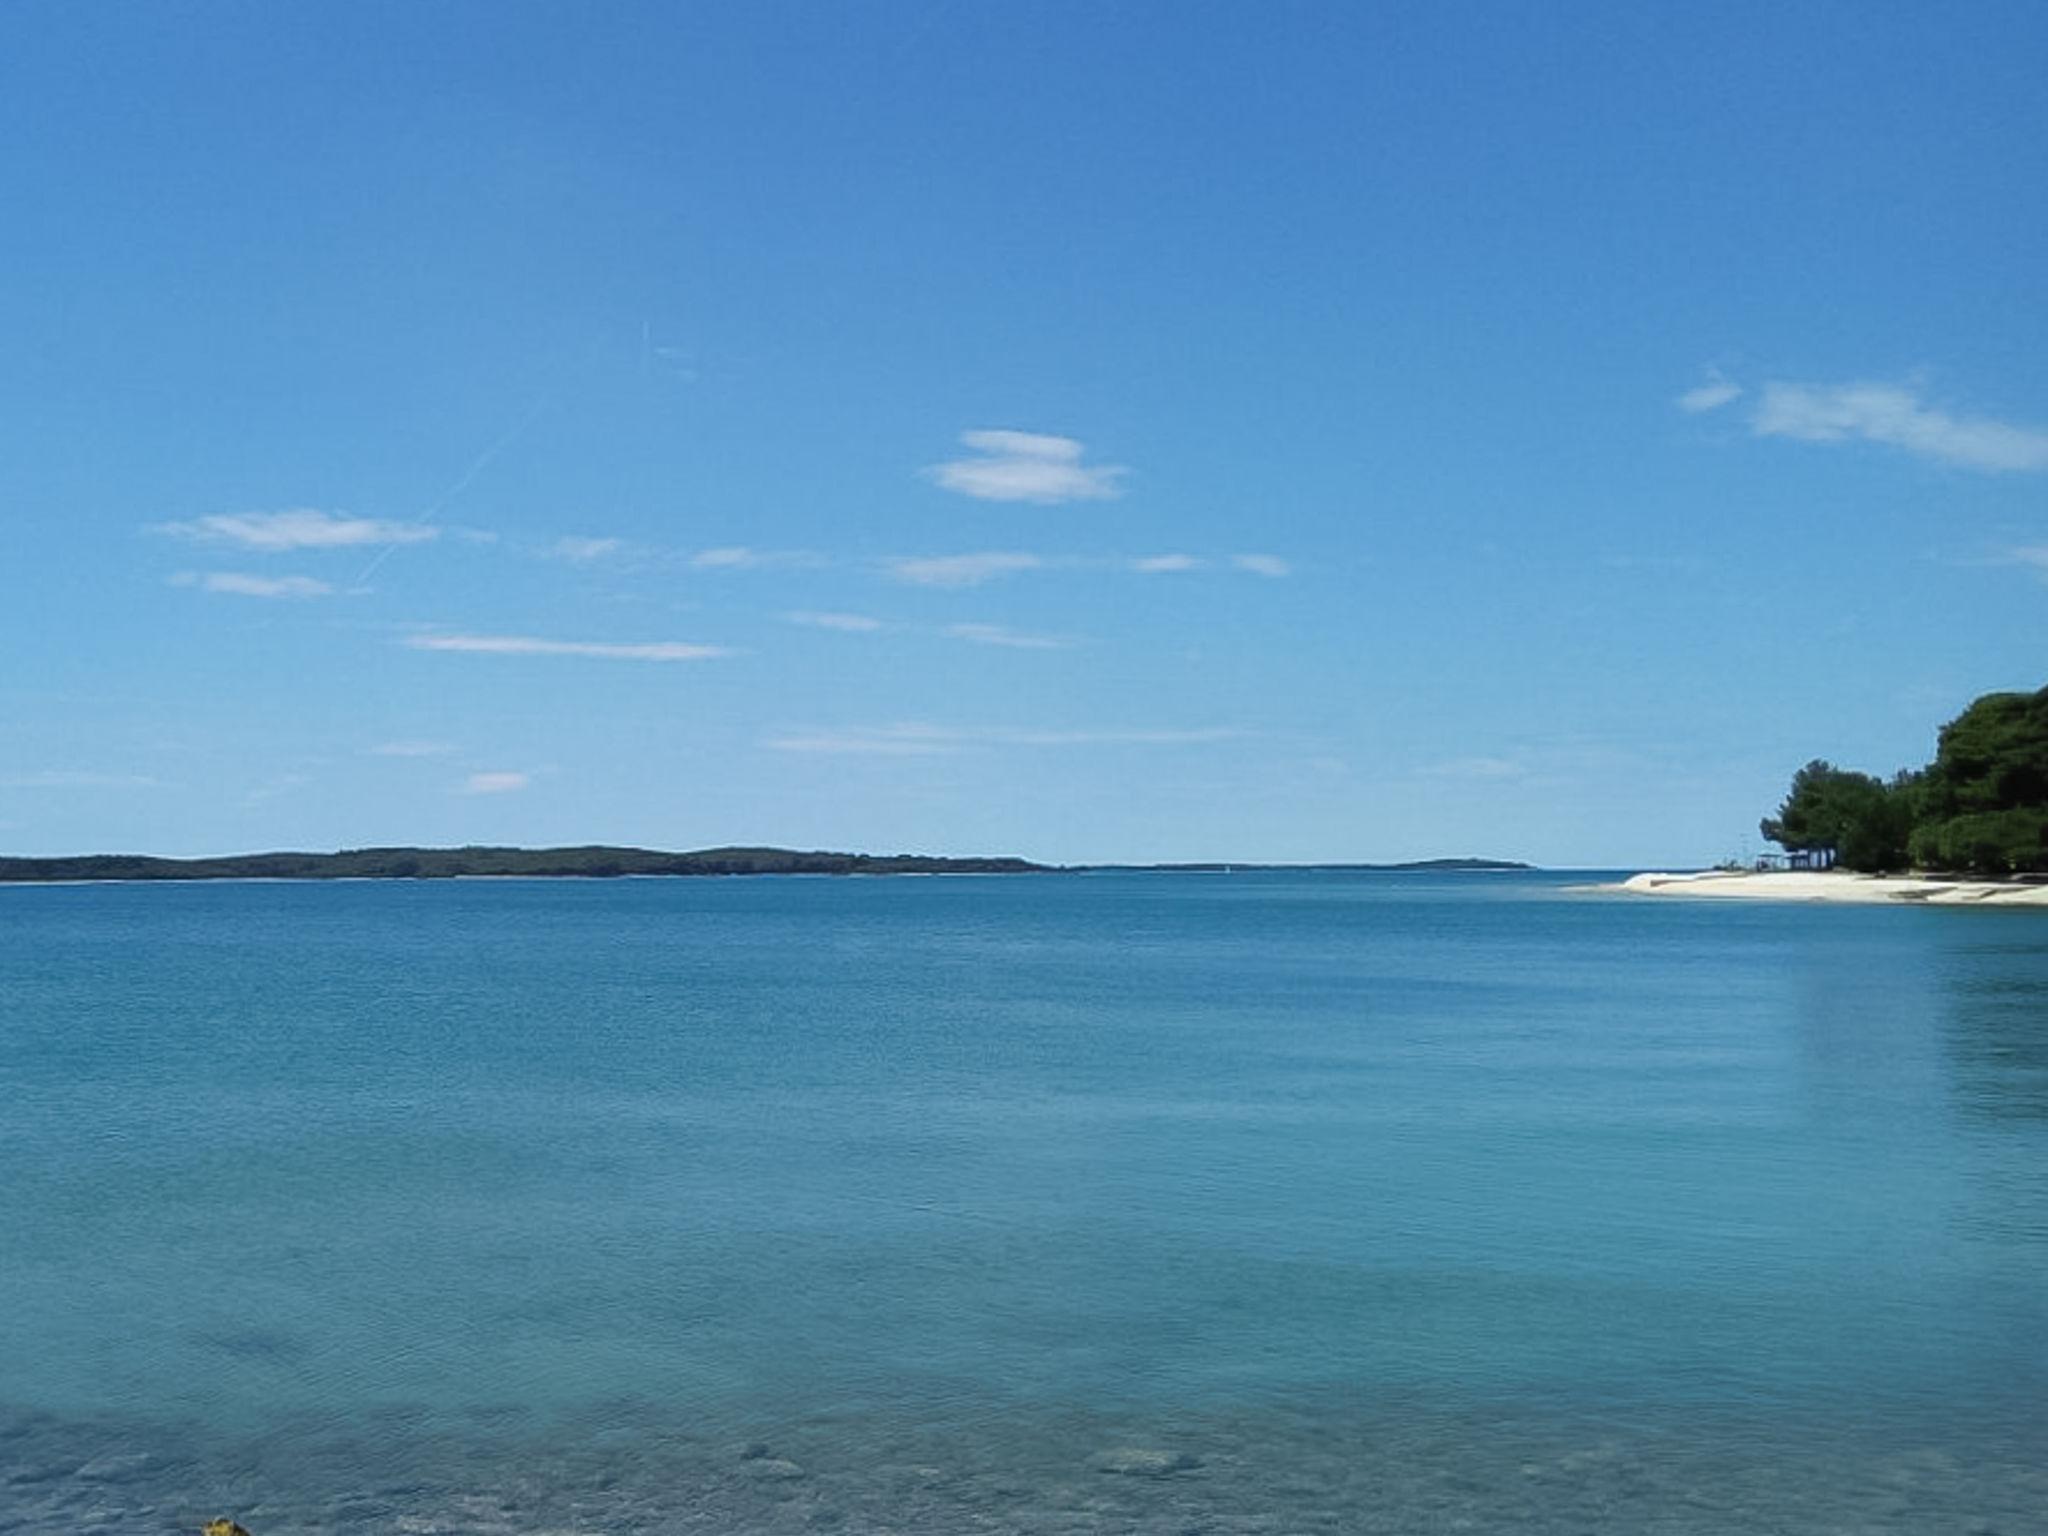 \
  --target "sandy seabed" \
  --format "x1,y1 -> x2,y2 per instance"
5,1400 -> 2046,1536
